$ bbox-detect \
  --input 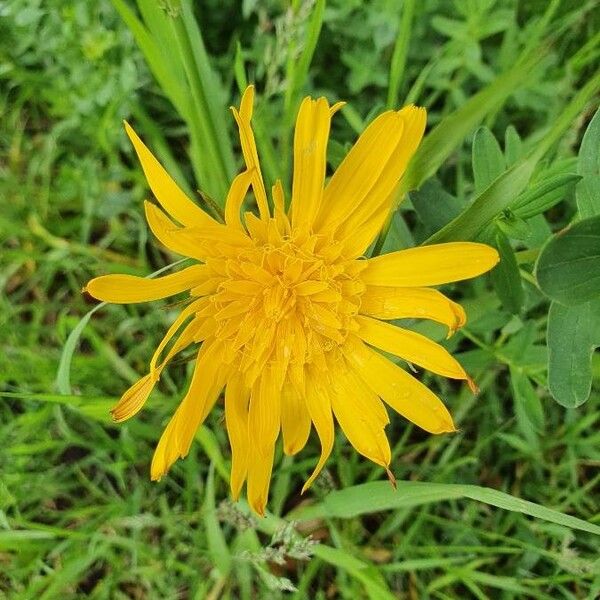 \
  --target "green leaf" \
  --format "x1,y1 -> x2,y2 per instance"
292,481 -> 600,535
578,106 -> 600,177
504,125 -> 523,166
495,211 -> 530,240
398,50 -> 544,196
509,367 -> 545,437
56,260 -> 188,398
577,106 -> 600,218
386,0 -> 416,109
203,465 -> 232,576
535,216 -> 600,305
411,178 -> 466,237
513,173 -> 580,220
472,126 -> 505,193
0,391 -> 116,422
547,301 -> 596,407
490,229 -> 524,314
426,155 -> 537,243
425,68 -> 600,243
55,303 -> 105,395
